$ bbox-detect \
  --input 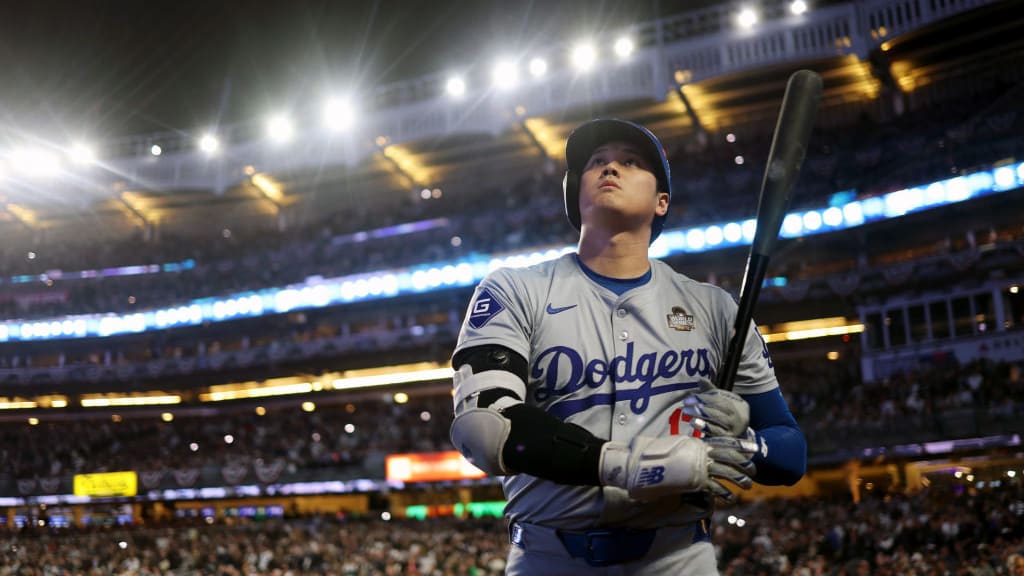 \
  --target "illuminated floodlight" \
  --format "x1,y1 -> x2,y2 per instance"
266,115 -> 294,143
842,202 -> 864,225
737,7 -> 759,28
782,213 -> 802,236
790,0 -> 808,15
802,210 -> 822,231
822,207 -> 843,227
446,76 -> 466,97
613,36 -> 634,59
885,188 -> 922,217
861,197 -> 884,217
150,144 -> 162,157
571,42 -> 597,72
324,98 -> 355,131
993,166 -> 1016,189
685,228 -> 705,250
199,133 -> 219,154
723,222 -> 743,243
965,172 -> 993,196
705,225 -> 723,246
1018,162 -> 1024,181
12,148 -> 60,177
528,57 -> 548,78
69,143 -> 97,166
741,219 -> 757,242
492,59 -> 519,90
925,182 -> 946,204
